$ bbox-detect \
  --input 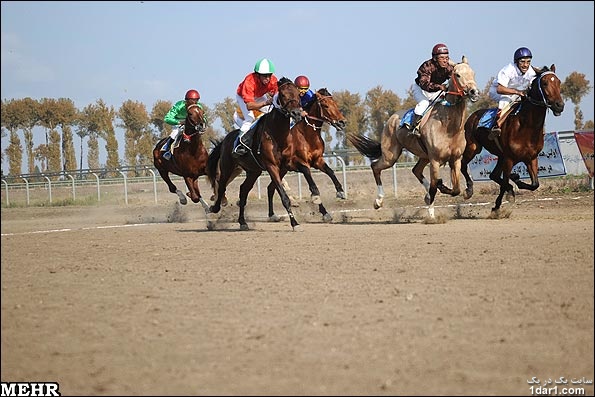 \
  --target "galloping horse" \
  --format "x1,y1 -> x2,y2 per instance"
348,56 -> 479,218
461,65 -> 564,214
153,103 -> 211,215
267,88 -> 347,222
206,77 -> 304,231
